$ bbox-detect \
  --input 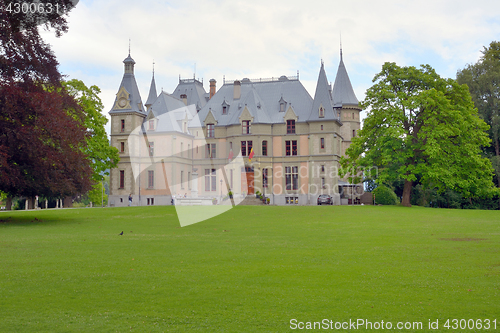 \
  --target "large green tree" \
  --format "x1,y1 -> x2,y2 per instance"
457,41 -> 500,187
63,79 -> 119,182
342,62 -> 495,207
